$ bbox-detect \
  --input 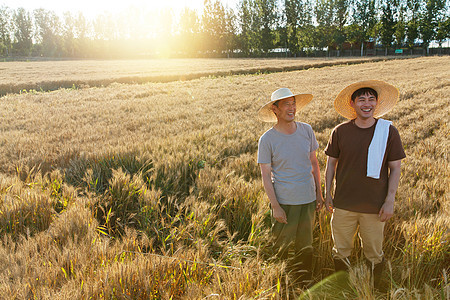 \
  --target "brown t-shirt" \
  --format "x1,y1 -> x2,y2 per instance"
325,119 -> 406,214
